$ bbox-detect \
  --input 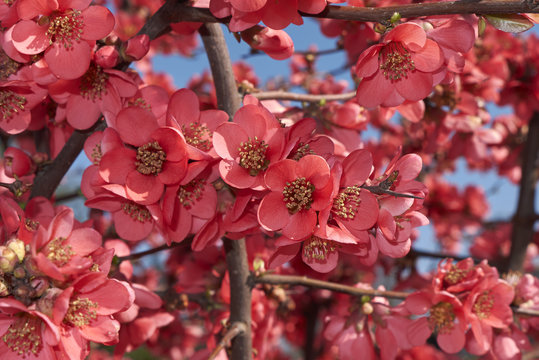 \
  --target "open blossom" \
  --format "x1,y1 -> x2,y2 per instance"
99,107 -> 189,205
10,0 -> 114,79
257,155 -> 332,240
213,99 -> 285,189
0,80 -> 46,134
354,22 -> 444,108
